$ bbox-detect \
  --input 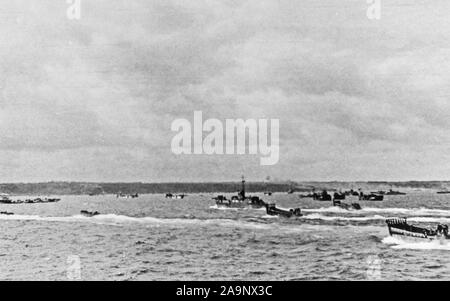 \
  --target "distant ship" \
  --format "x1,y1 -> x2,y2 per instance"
165,193 -> 186,199
385,189 -> 406,195
116,193 -> 139,198
213,176 -> 265,209
437,189 -> 450,194
80,210 -> 100,217
0,194 -> 13,204
0,194 -> 60,204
